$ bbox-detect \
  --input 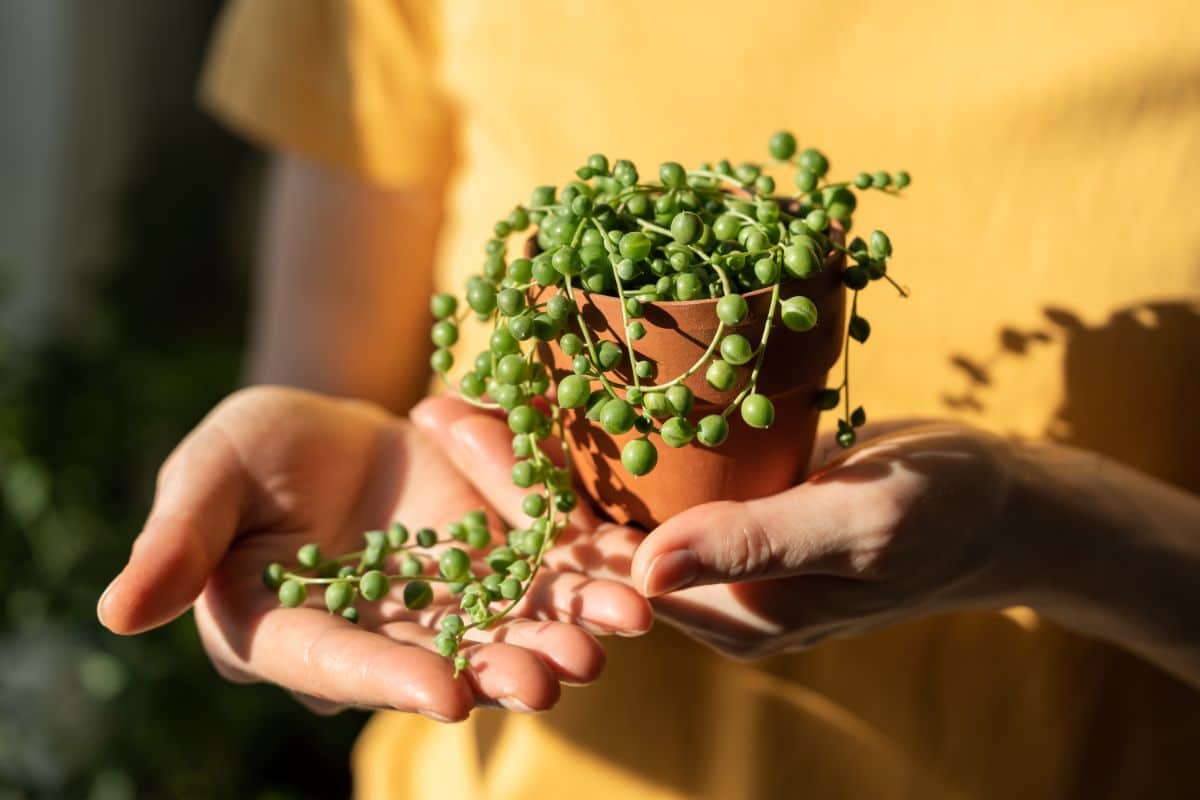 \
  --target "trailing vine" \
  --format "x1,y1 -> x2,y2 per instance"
262,131 -> 911,671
